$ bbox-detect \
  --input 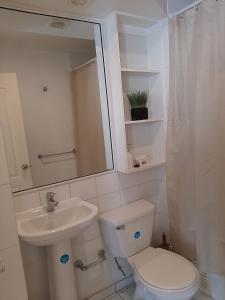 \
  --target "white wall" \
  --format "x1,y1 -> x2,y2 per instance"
0,46 -> 78,187
0,126 -> 28,300
13,168 -> 169,300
